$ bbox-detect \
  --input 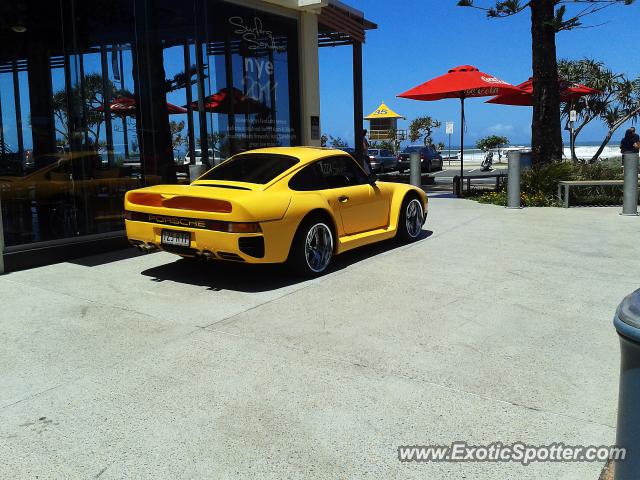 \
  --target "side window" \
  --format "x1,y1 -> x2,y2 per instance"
288,163 -> 327,191
317,156 -> 368,189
